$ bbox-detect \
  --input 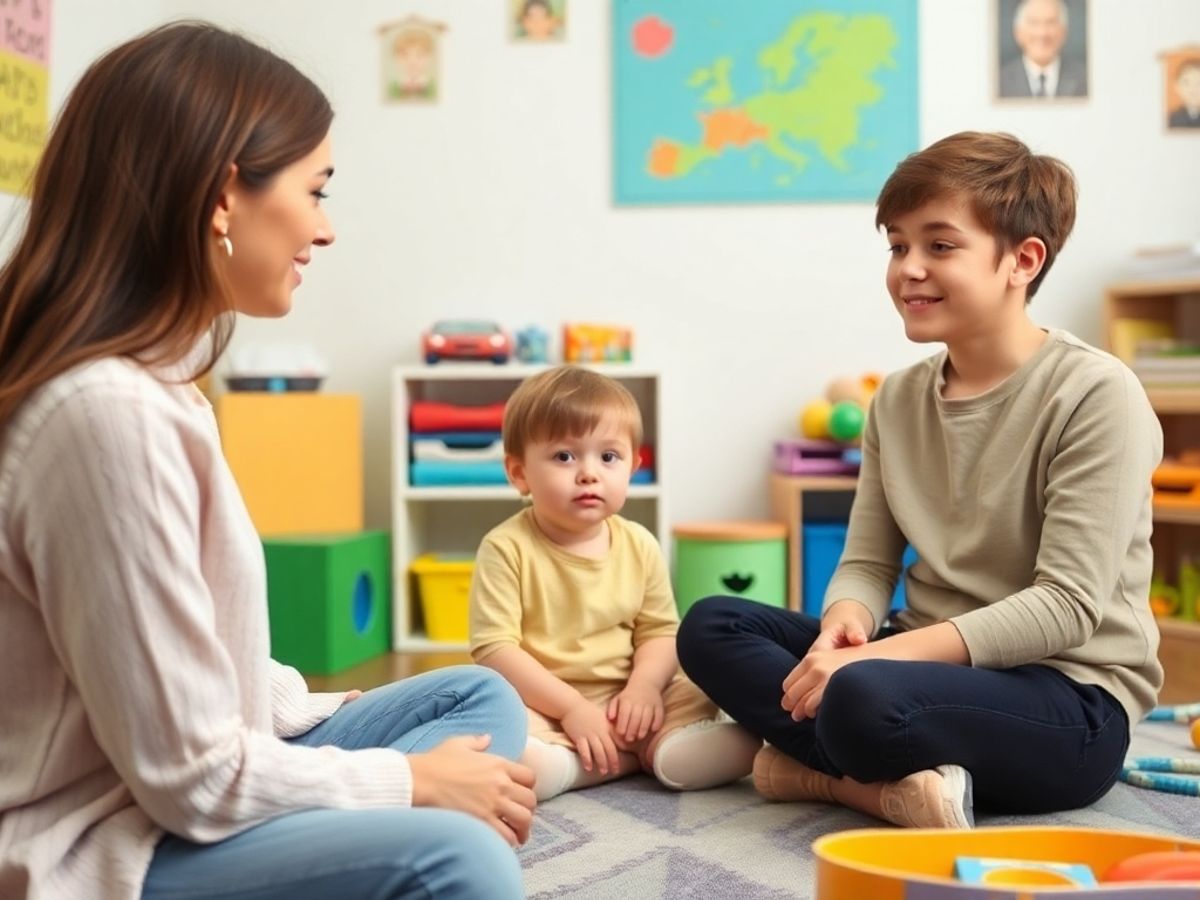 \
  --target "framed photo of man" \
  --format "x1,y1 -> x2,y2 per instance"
1164,49 -> 1200,131
996,0 -> 1089,101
